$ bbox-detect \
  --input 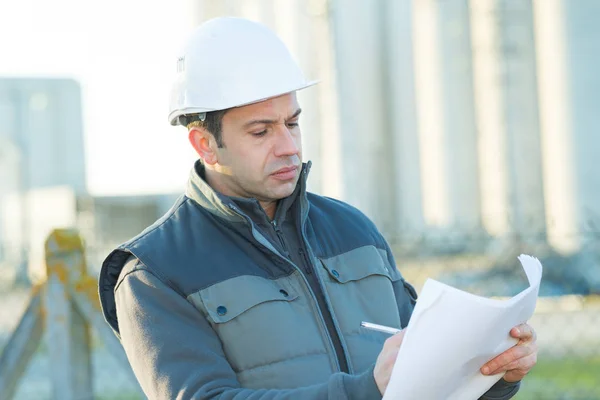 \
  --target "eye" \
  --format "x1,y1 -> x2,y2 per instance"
252,130 -> 267,137
287,122 -> 299,128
